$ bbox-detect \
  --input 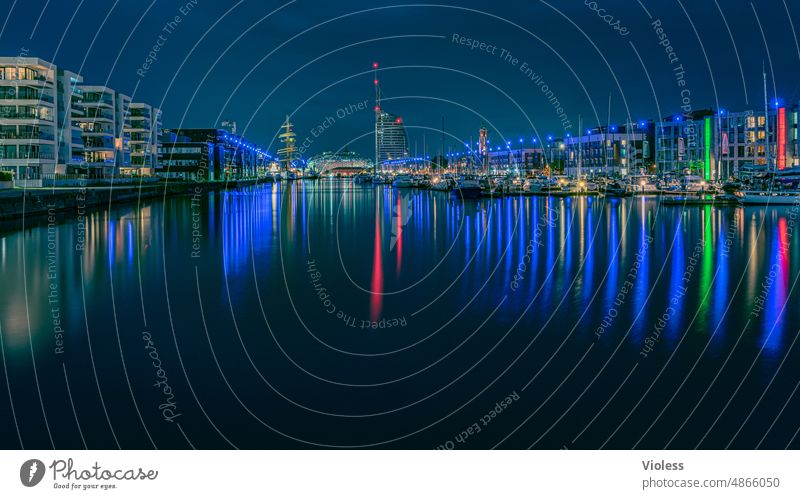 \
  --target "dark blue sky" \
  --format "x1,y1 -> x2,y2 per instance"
3,0 -> 799,157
